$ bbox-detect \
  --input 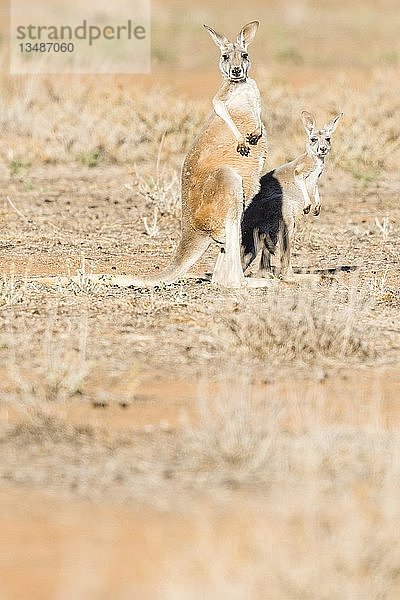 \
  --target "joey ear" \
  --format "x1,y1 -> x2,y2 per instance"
236,21 -> 259,49
325,112 -> 343,134
301,110 -> 316,134
203,25 -> 229,50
